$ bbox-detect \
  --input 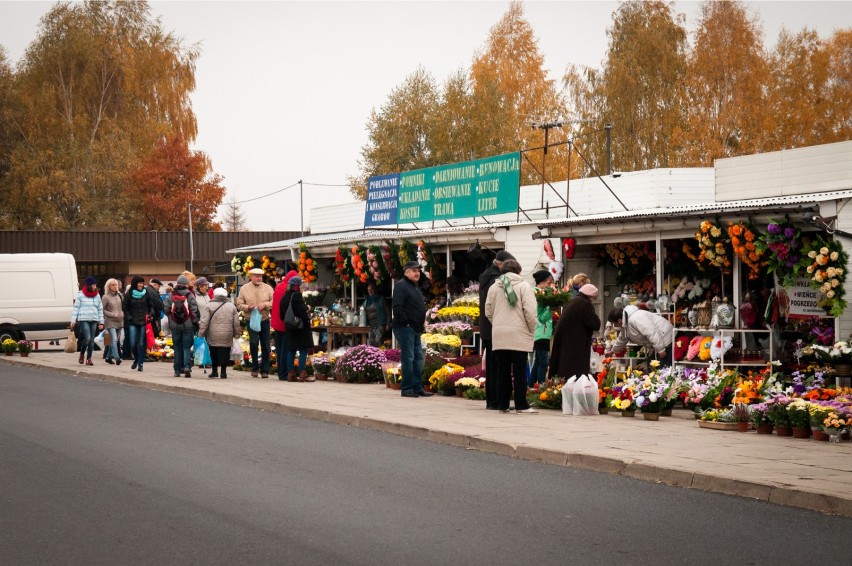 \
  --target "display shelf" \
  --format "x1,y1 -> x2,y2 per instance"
672,326 -> 773,371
